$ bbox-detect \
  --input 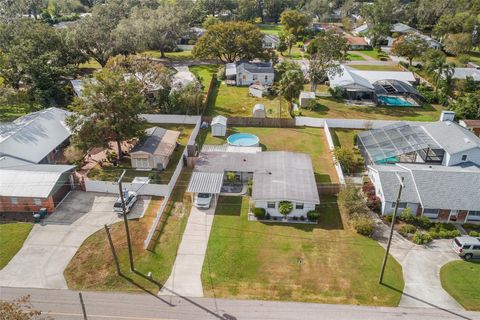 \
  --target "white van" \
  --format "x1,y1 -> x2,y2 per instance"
451,236 -> 480,260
